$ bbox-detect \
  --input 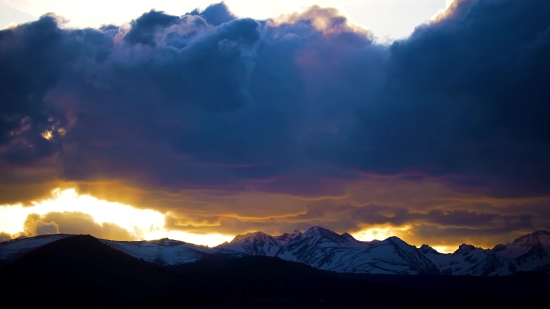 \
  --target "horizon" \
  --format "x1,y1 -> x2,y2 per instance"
1,0 -> 550,255
4,210 -> 547,254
